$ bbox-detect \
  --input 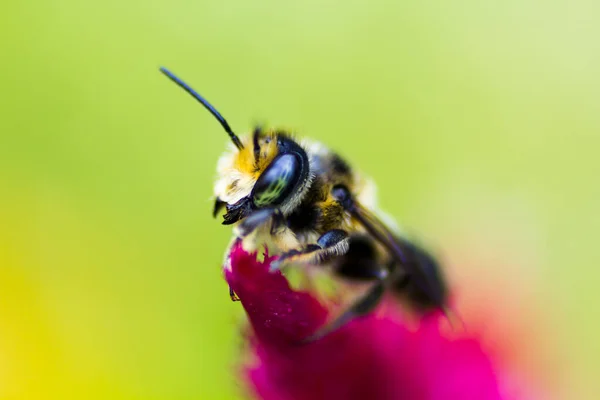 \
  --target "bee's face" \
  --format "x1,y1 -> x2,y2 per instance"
214,129 -> 311,224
